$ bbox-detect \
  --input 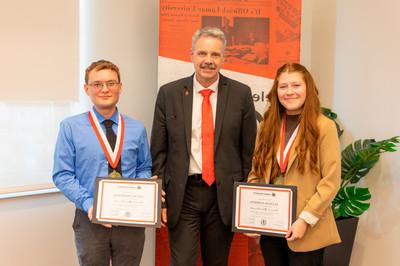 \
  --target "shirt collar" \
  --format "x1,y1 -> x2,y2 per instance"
193,75 -> 219,94
92,107 -> 119,125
